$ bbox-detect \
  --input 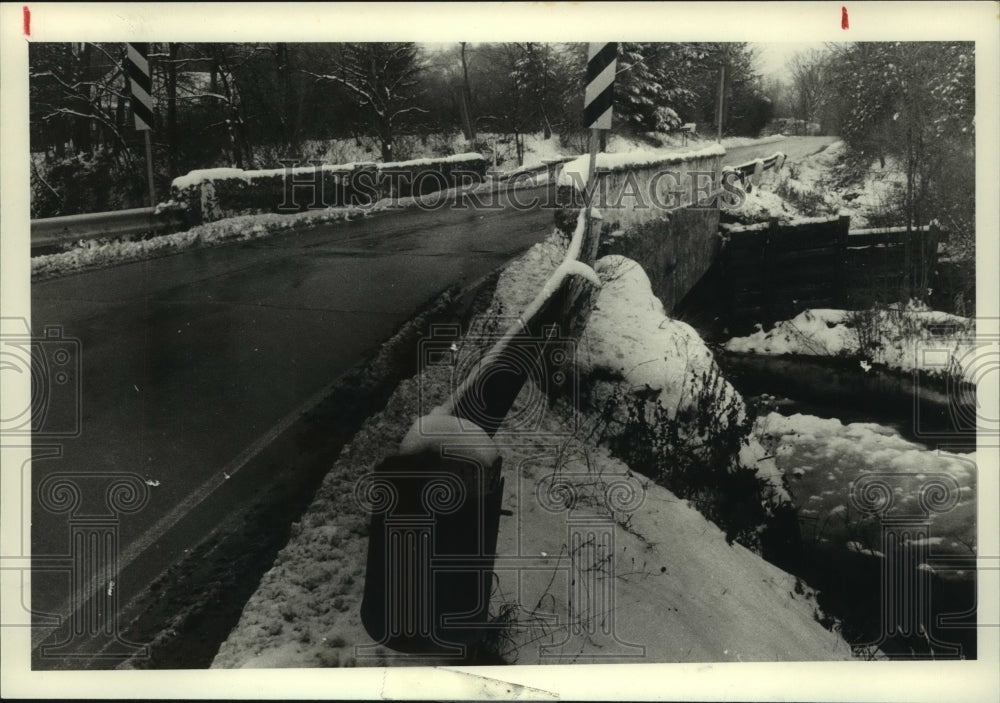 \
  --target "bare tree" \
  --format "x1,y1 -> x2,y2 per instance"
29,42 -> 135,159
304,43 -> 427,161
788,49 -> 831,126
